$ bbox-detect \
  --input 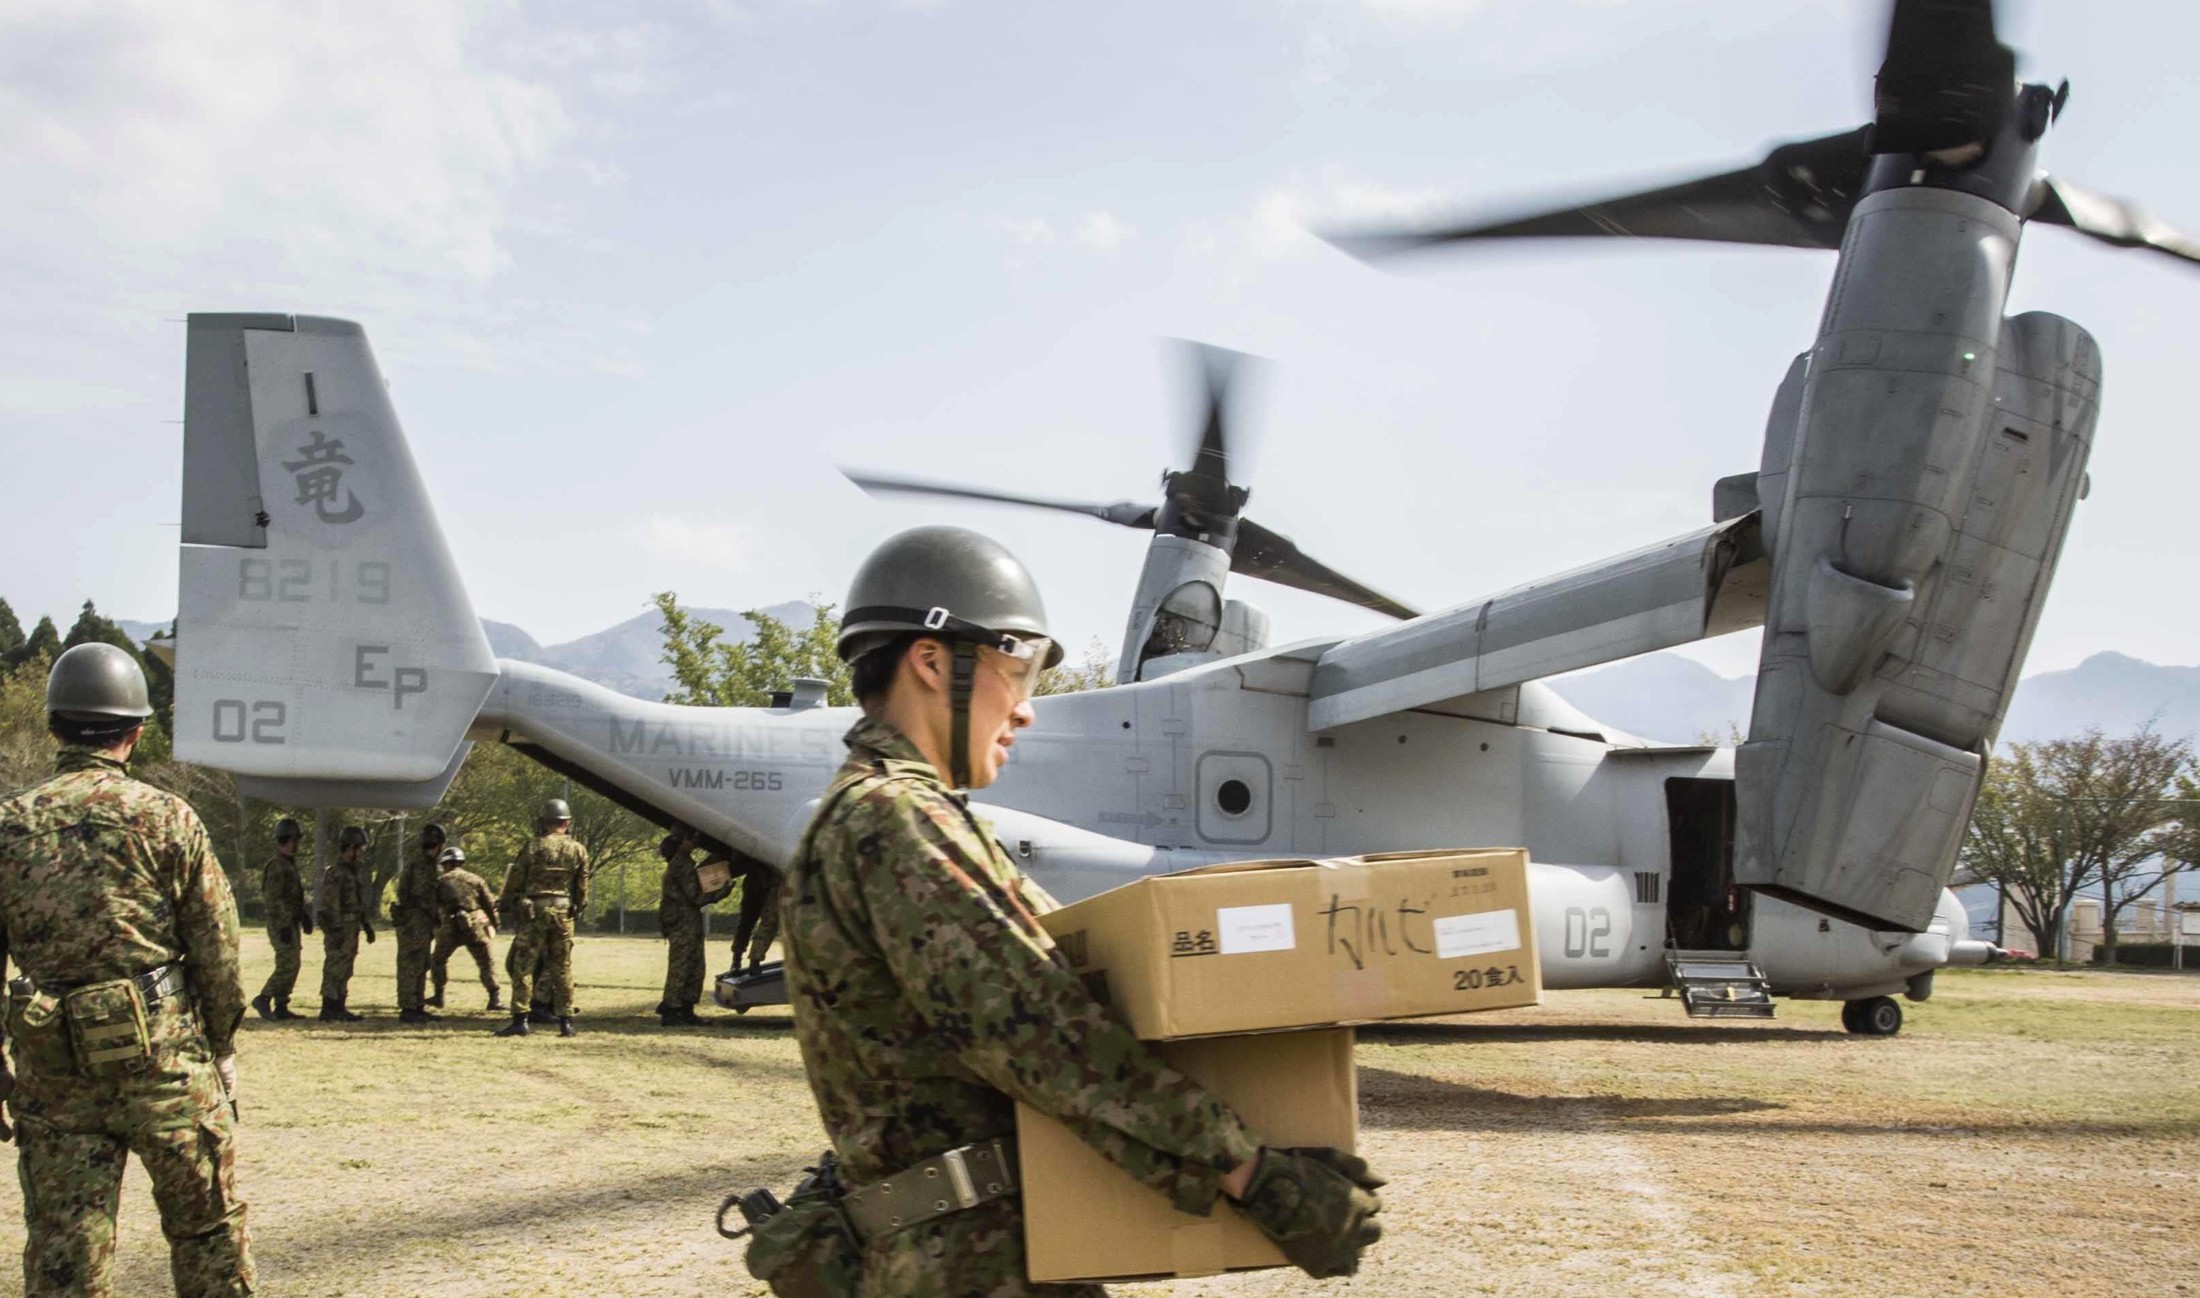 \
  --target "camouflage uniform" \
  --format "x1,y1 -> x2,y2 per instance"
498,834 -> 589,1017
256,852 -> 308,1006
0,749 -> 255,1297
392,846 -> 440,1014
784,718 -> 1260,1298
732,863 -> 781,971
316,853 -> 369,1007
429,867 -> 500,1006
659,848 -> 734,1013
